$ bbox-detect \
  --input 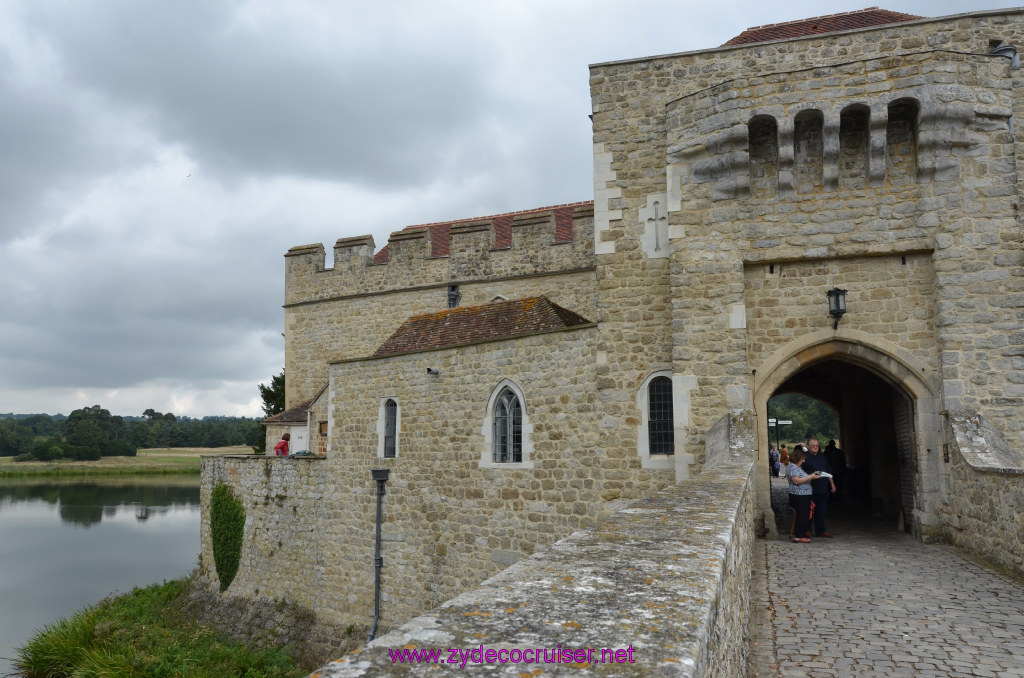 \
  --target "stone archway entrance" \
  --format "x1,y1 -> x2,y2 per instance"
754,337 -> 943,540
